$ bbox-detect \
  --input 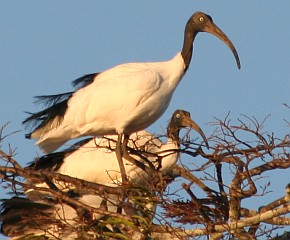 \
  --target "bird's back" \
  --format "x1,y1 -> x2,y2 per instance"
26,53 -> 185,153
